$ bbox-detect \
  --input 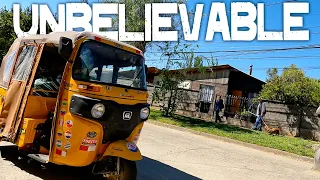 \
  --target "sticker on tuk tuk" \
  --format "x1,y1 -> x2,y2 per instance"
59,119 -> 64,127
66,120 -> 73,128
60,109 -> 66,116
82,138 -> 97,145
126,142 -> 138,152
56,140 -> 62,148
79,145 -> 96,152
64,142 -> 71,150
56,149 -> 66,157
65,131 -> 72,139
57,130 -> 63,137
87,132 -> 97,138
62,101 -> 68,107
